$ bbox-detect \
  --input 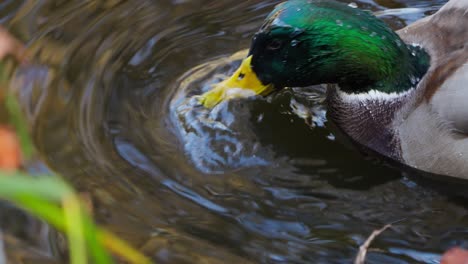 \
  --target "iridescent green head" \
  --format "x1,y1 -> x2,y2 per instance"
200,0 -> 429,108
